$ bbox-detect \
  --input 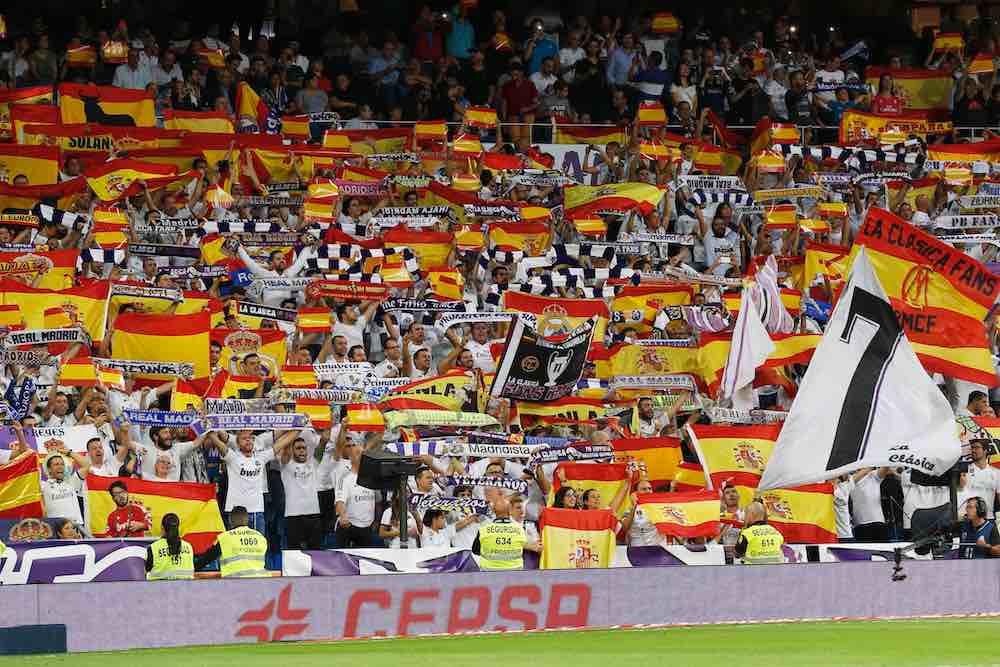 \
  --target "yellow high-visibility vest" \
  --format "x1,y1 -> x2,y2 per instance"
739,523 -> 785,564
477,519 -> 526,570
147,537 -> 195,580
217,526 -> 268,577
